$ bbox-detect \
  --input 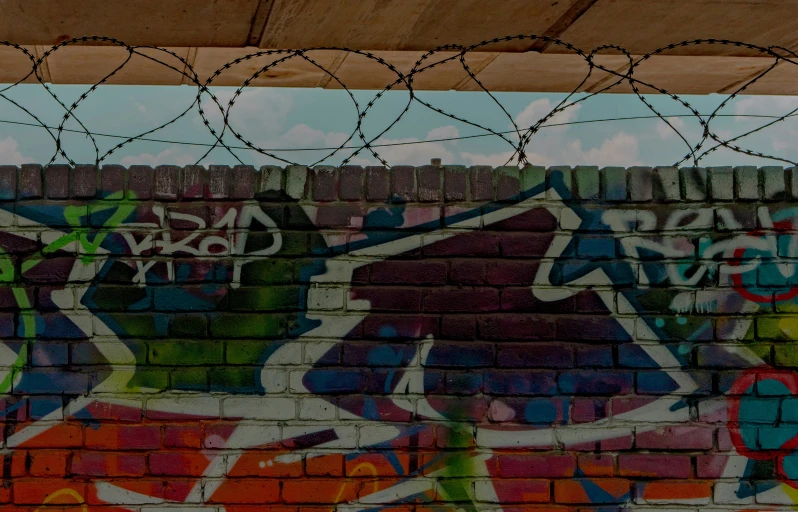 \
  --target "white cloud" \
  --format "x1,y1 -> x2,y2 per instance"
460,150 -> 523,167
120,146 -> 199,167
199,89 -> 294,136
515,98 -> 581,133
715,96 -> 798,159
0,137 -> 32,165
253,125 -> 461,167
458,97 -> 642,167
247,123 -> 351,166
734,95 -> 798,118
771,123 -> 798,155
351,126 -> 459,166
656,116 -> 688,139
426,125 -> 460,144
568,132 -> 642,167
349,137 -> 456,167
459,132 -> 642,168
271,123 -> 350,149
